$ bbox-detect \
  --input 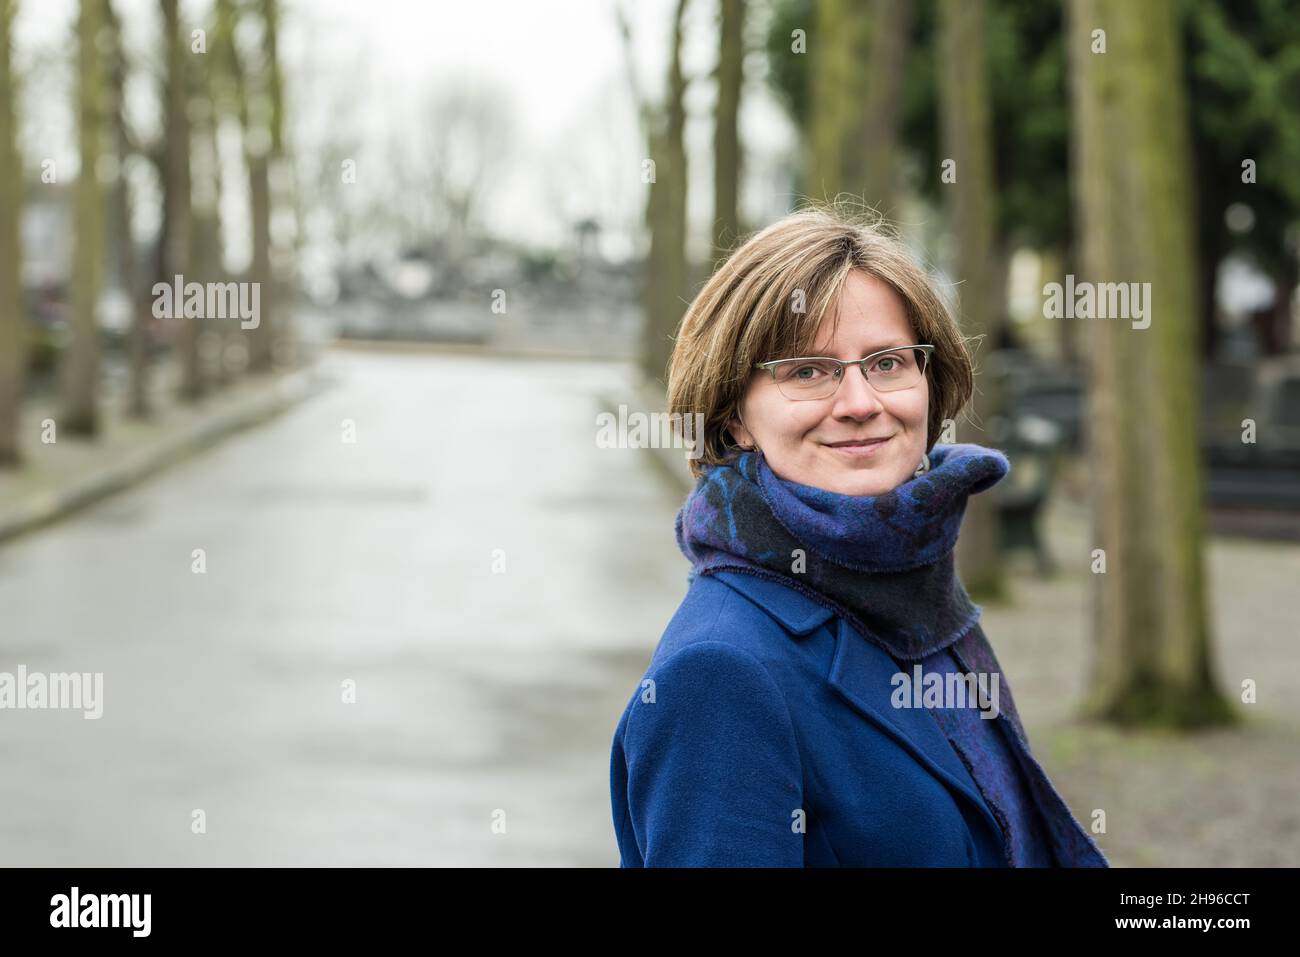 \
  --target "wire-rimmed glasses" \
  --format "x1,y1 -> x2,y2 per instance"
754,344 -> 934,400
